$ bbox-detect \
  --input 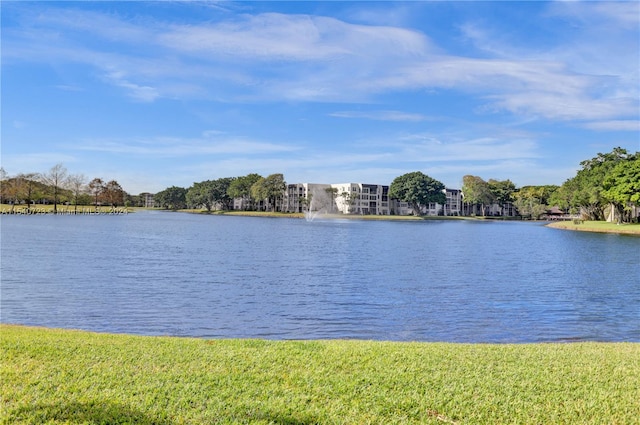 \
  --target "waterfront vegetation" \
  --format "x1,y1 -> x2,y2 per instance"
2,326 -> 639,424
2,148 -> 639,222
